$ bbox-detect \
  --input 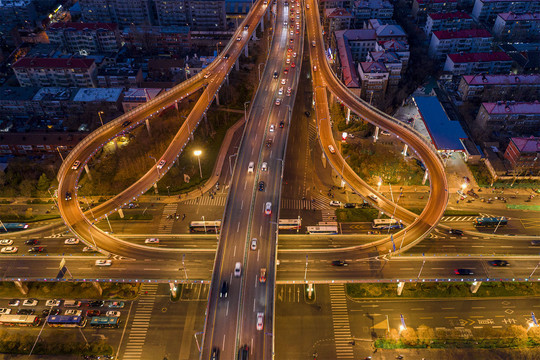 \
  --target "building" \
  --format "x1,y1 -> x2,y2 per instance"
154,0 -> 189,27
0,132 -> 89,156
333,29 -> 378,63
358,61 -> 389,104
188,0 -> 226,30
428,29 -> 493,61
424,12 -> 474,37
225,0 -> 253,15
0,87 -> 40,121
122,88 -> 163,112
47,22 -> 121,55
492,12 -> 540,41
12,58 -> 98,87
97,64 -> 143,88
79,0 -> 153,27
0,0 -> 37,34
72,87 -> 124,118
475,101 -> 540,134
352,0 -> 393,22
443,52 -> 513,75
367,19 -> 407,42
324,8 -> 353,33
412,0 -> 458,23
458,74 -> 540,101
503,136 -> 540,173
471,0 -> 540,24
376,39 -> 410,65
121,26 -> 191,54
367,51 -> 403,85
499,43 -> 540,73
